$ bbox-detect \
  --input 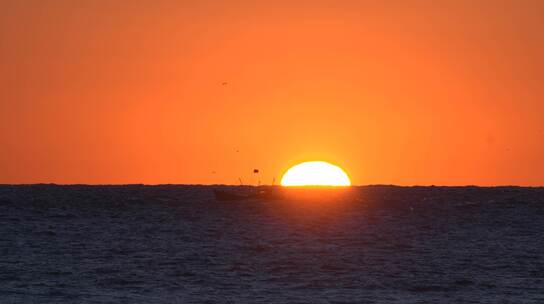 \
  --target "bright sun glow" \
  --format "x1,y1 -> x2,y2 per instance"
281,161 -> 351,186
